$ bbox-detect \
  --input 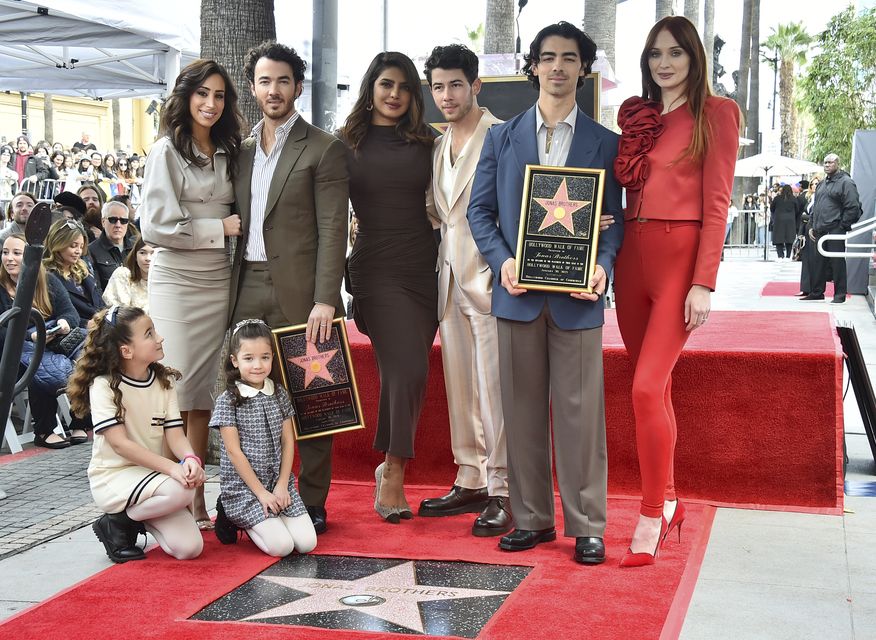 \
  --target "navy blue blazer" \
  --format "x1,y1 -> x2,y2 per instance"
467,105 -> 623,330
49,270 -> 103,328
